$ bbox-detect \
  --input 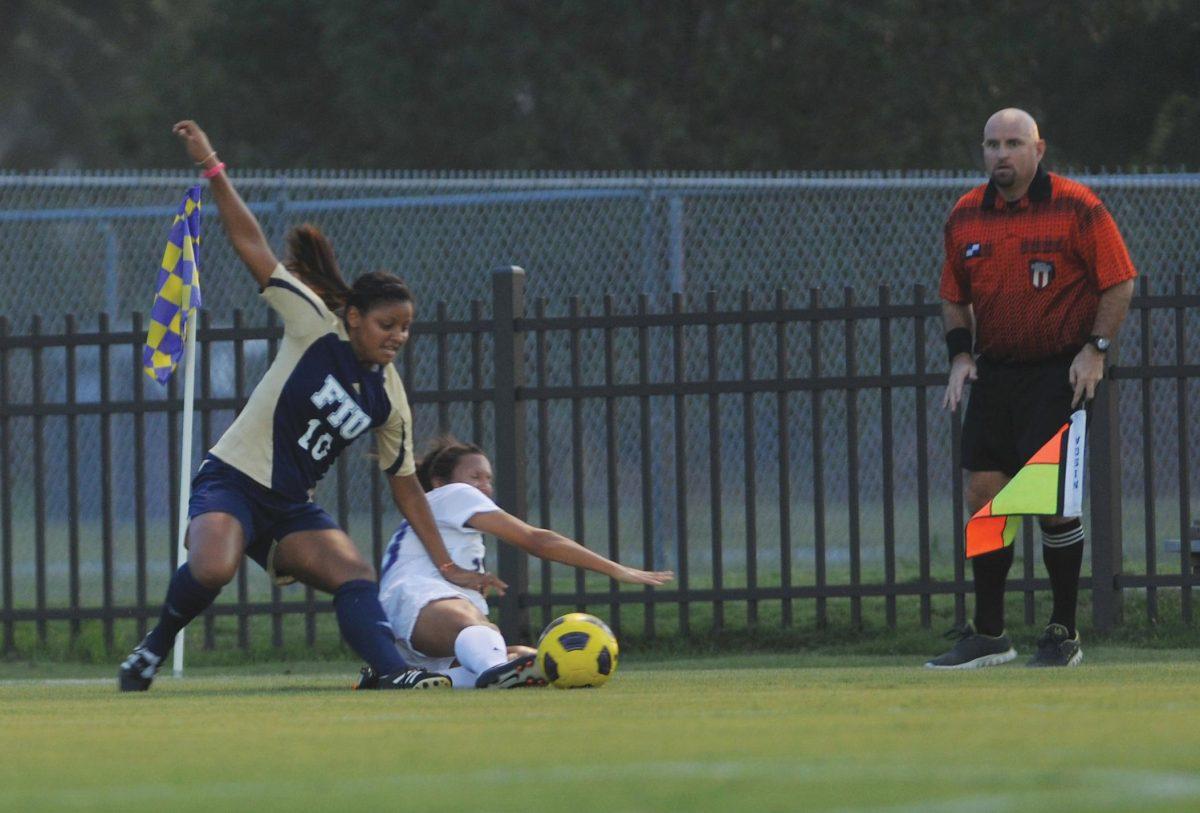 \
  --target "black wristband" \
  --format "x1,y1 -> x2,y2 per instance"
946,327 -> 973,362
